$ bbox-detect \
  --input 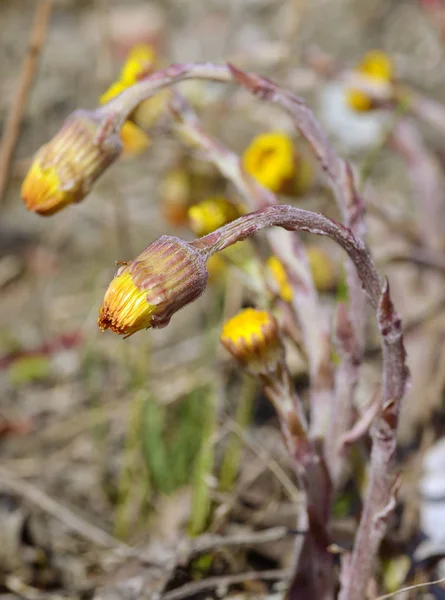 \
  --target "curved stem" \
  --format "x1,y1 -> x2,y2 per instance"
191,205 -> 381,309
97,62 -> 408,599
